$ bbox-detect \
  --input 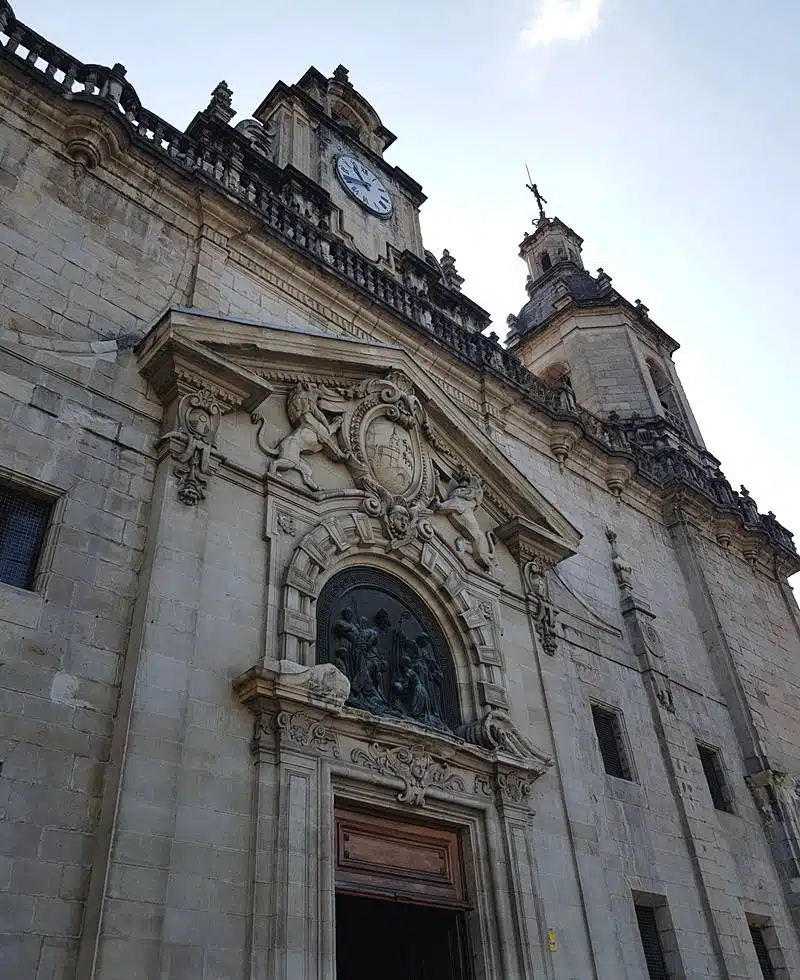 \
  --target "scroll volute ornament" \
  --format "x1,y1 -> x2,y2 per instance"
523,555 -> 558,655
162,389 -> 222,505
